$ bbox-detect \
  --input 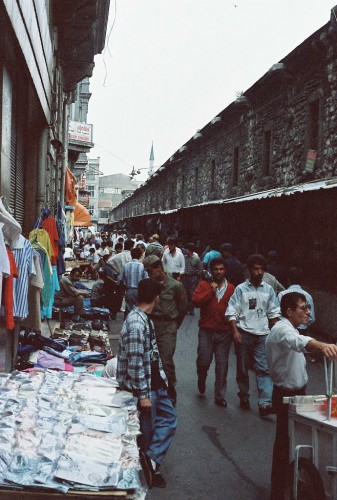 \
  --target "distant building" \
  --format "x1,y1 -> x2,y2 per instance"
85,157 -> 102,226
97,174 -> 141,229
